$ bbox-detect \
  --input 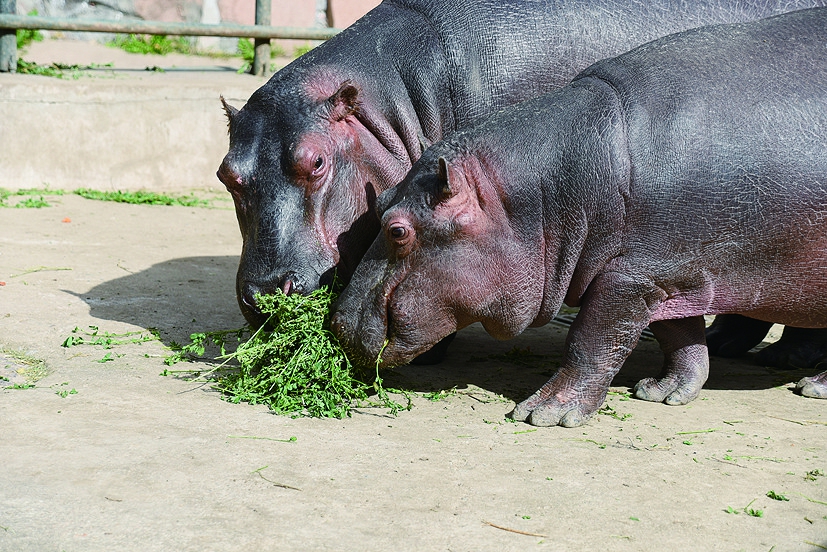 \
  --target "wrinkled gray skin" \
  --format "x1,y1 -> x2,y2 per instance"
332,9 -> 827,427
218,0 -> 827,366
